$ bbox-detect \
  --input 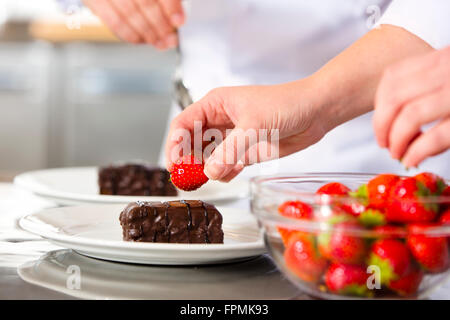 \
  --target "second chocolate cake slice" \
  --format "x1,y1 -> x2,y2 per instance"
99,164 -> 178,196
119,200 -> 224,244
